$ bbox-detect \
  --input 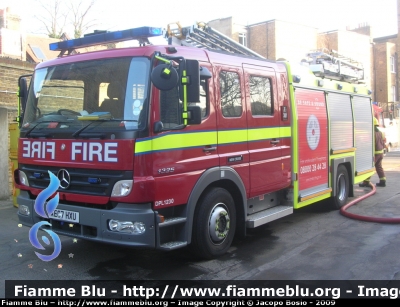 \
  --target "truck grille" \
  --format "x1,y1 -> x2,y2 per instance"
19,164 -> 132,197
